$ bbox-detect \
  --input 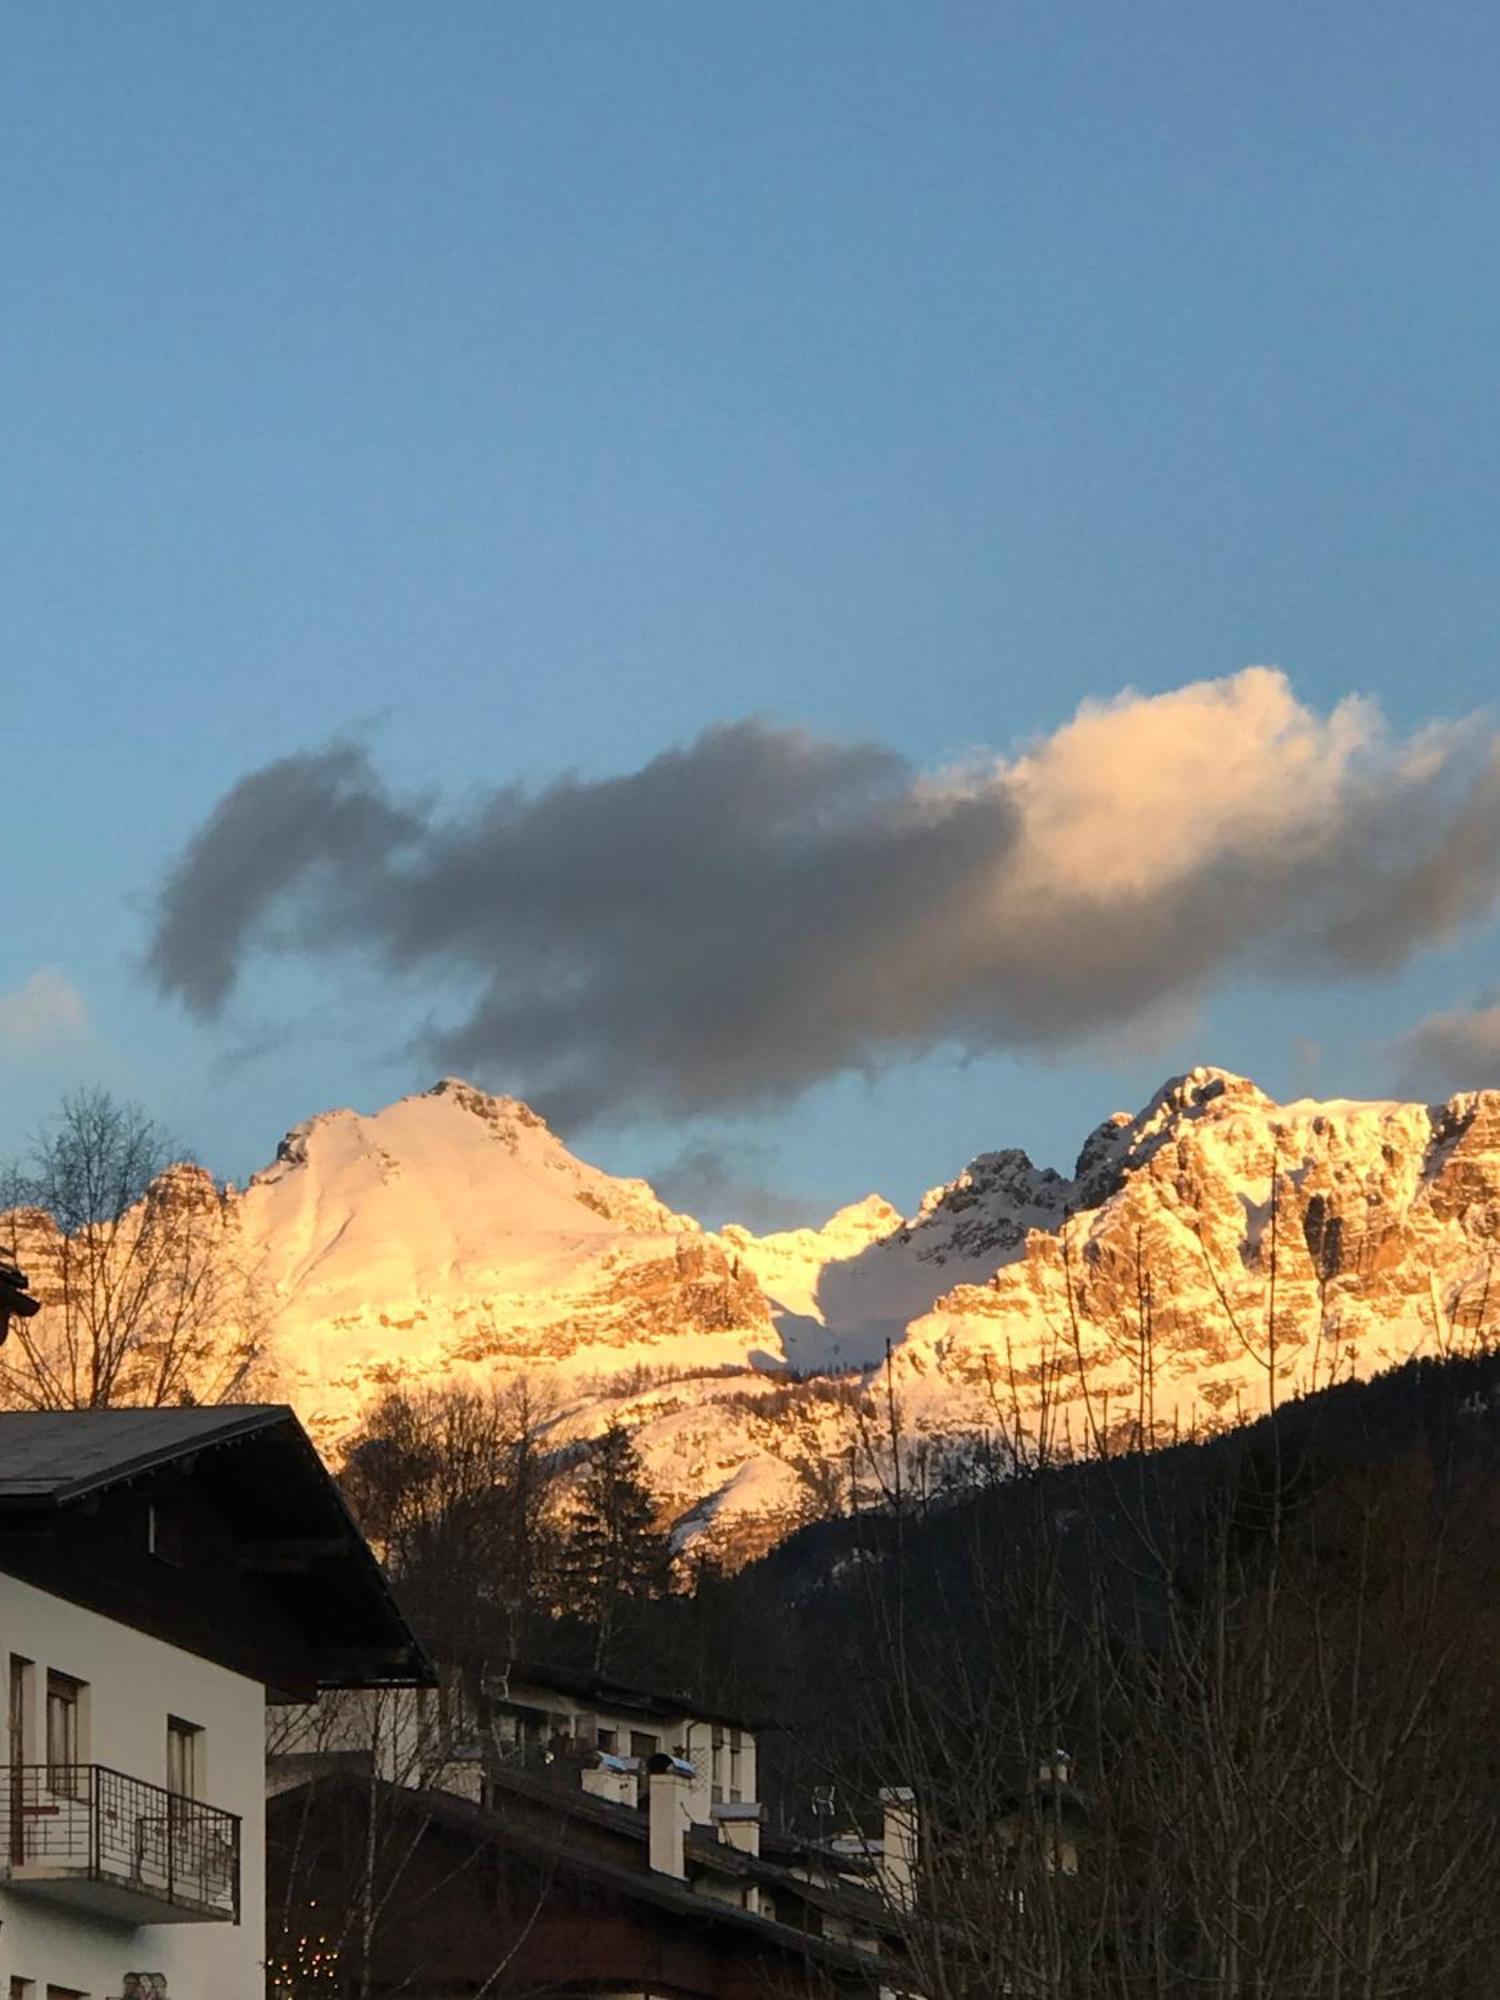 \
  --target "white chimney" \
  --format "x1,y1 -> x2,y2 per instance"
878,1786 -> 918,1912
582,1752 -> 638,1807
711,1799 -> 762,1858
648,1754 -> 694,1879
